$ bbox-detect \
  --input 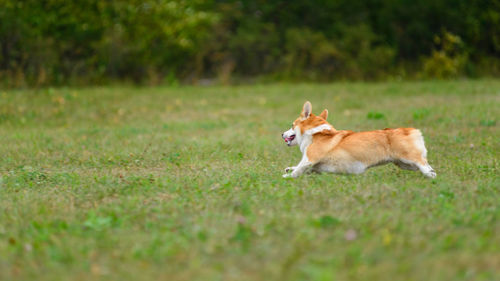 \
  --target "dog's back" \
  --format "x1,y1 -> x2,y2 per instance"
310,128 -> 435,177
